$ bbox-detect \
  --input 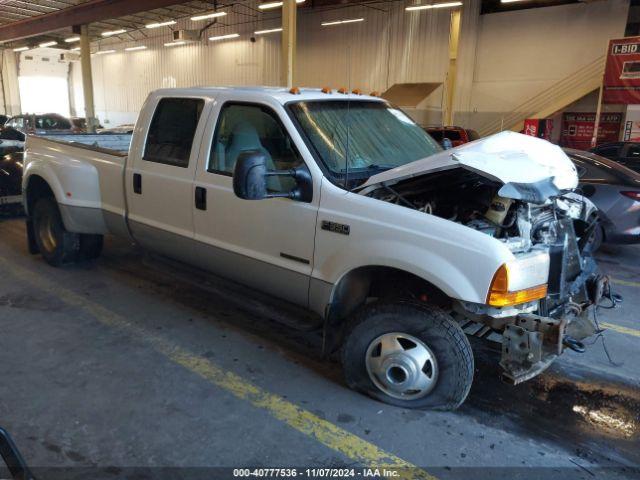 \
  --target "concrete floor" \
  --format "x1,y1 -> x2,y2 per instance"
0,216 -> 639,480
